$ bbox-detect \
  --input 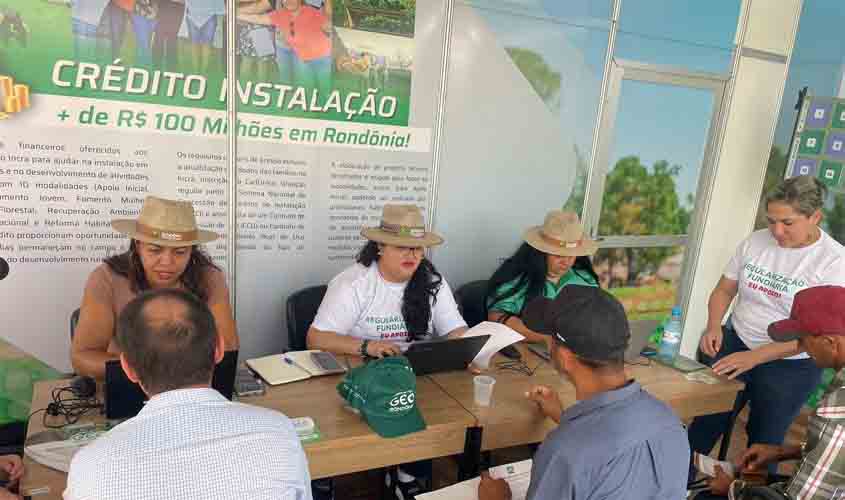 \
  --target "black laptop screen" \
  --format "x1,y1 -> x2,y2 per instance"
105,350 -> 238,419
